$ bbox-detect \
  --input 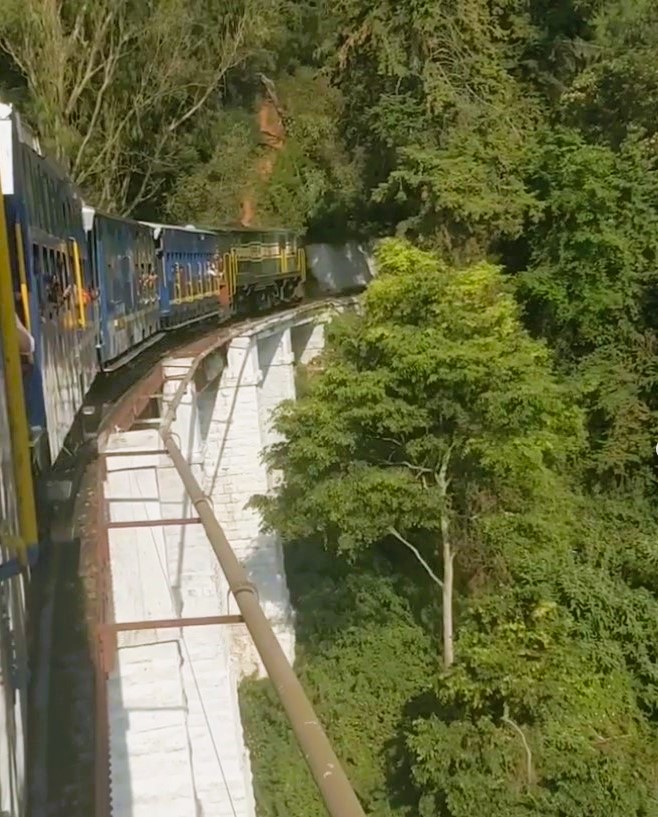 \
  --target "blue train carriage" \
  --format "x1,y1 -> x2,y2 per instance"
230,226 -> 306,313
0,316 -> 28,817
83,206 -> 161,369
142,221 -> 233,329
0,102 -> 98,463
